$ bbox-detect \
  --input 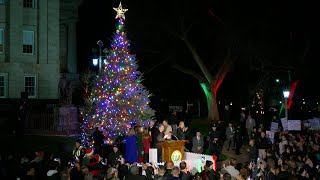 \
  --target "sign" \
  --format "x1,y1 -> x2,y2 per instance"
169,106 -> 183,112
266,131 -> 274,144
171,150 -> 182,162
306,118 -> 320,130
270,122 -> 278,132
281,118 -> 288,131
288,120 -> 301,131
